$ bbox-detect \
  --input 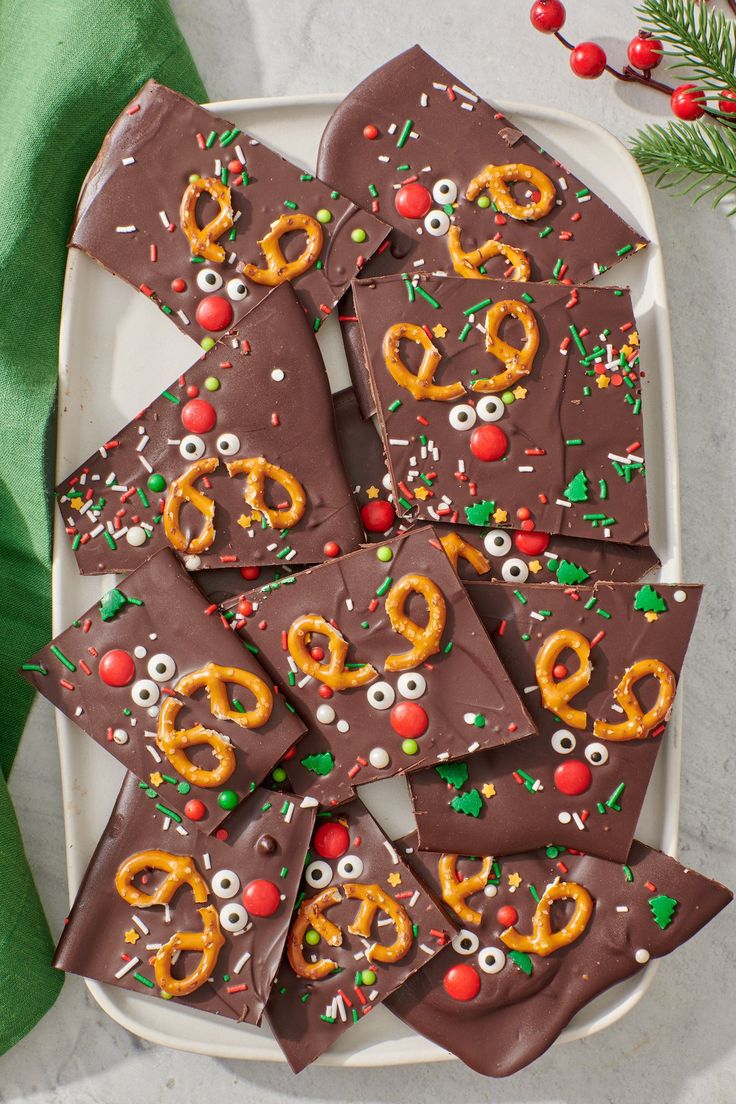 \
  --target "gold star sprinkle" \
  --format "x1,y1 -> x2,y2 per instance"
507,872 -> 522,889
629,330 -> 640,346
124,929 -> 140,945
414,485 -> 431,501
512,385 -> 527,400
528,559 -> 543,574
481,783 -> 496,799
149,772 -> 163,787
645,610 -> 659,622
492,507 -> 508,524
366,485 -> 380,500
596,374 -> 610,389
387,872 -> 402,888
237,513 -> 251,528
432,323 -> 448,338
69,496 -> 83,511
